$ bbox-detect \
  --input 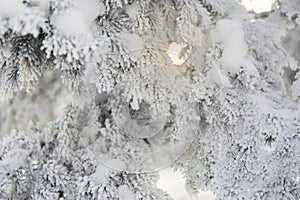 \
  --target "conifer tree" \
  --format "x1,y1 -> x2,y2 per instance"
0,0 -> 299,199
